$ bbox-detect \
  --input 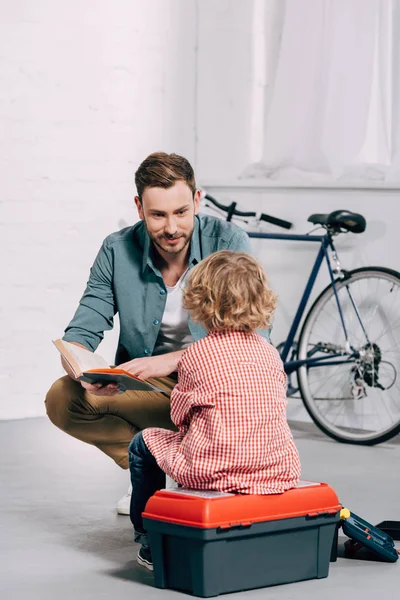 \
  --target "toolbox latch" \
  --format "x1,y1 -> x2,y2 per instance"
307,510 -> 336,519
217,521 -> 253,532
